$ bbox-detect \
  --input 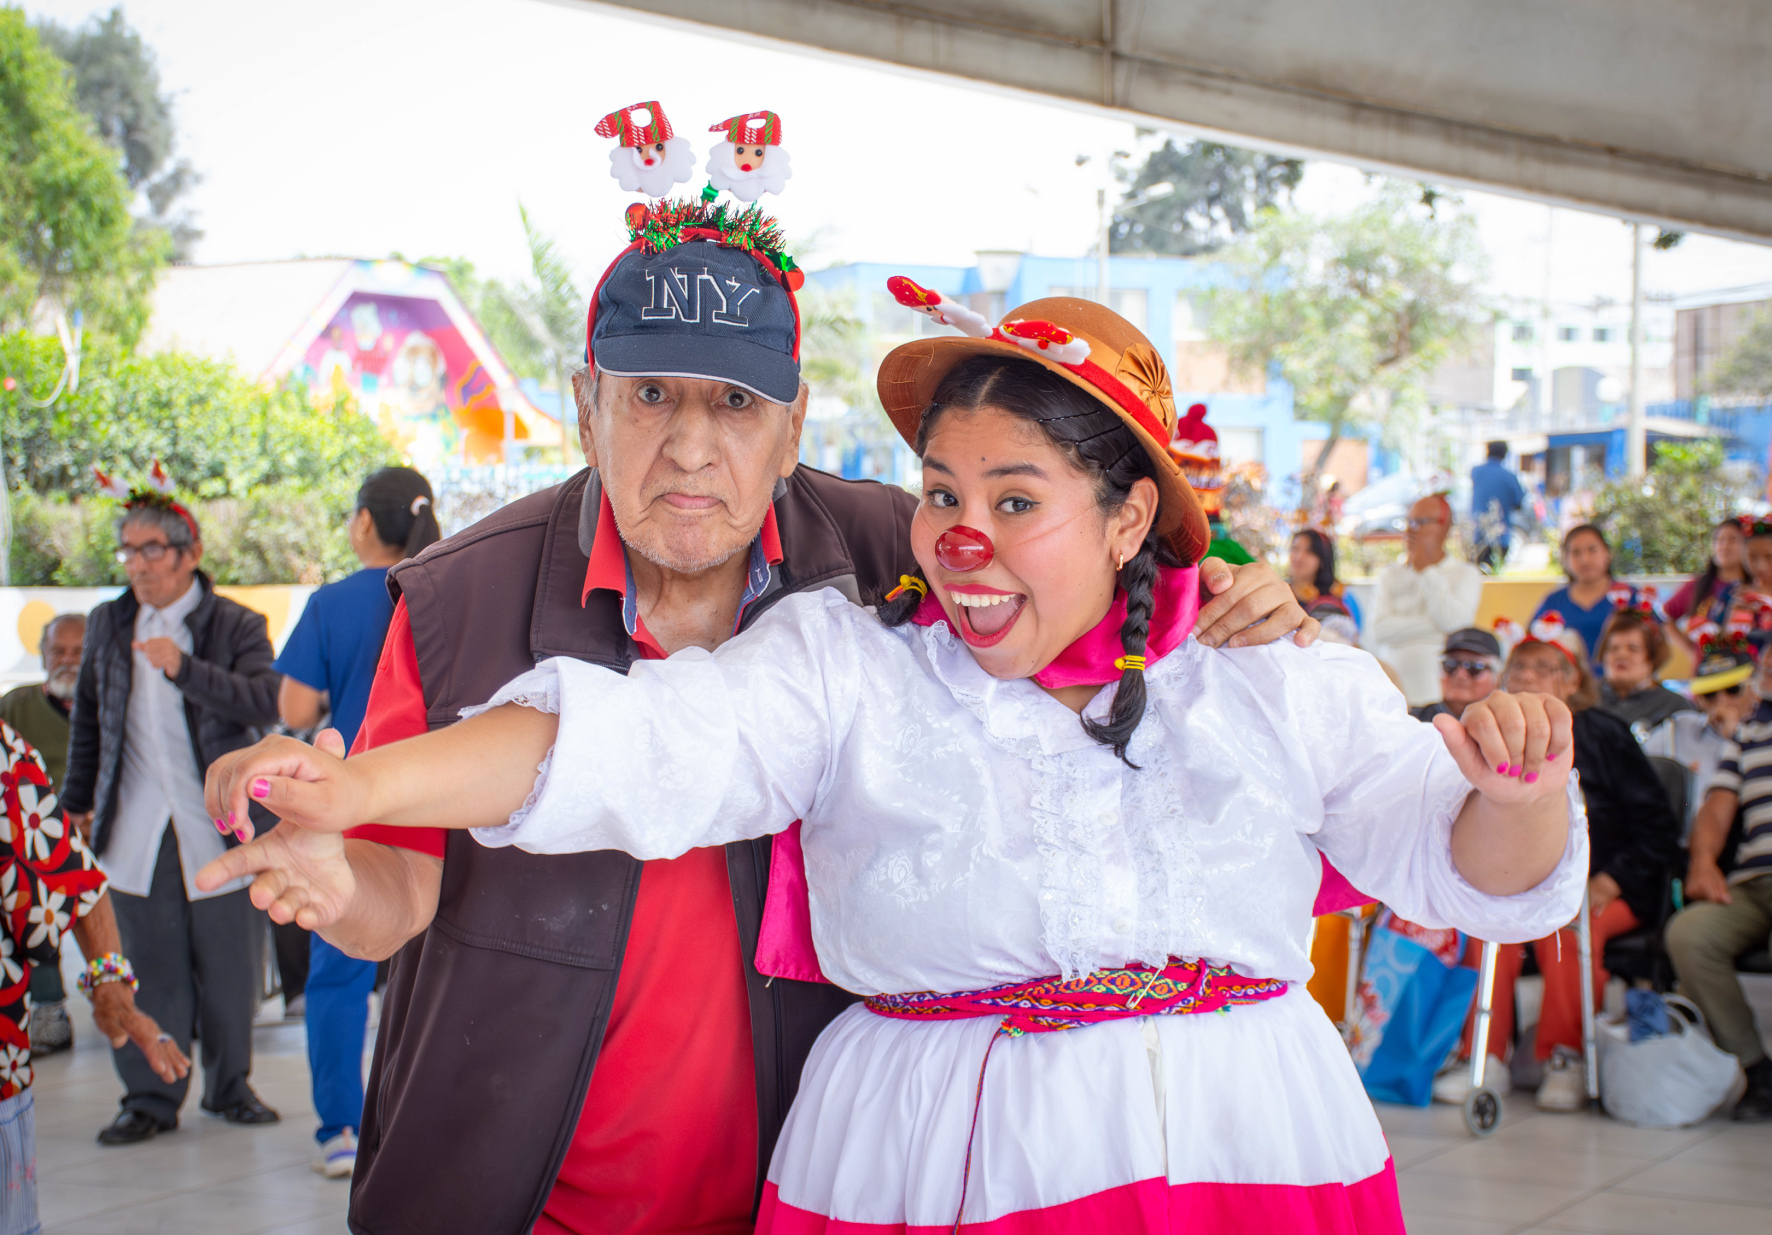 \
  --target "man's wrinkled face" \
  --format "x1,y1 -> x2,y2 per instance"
1697,681 -> 1756,738
577,371 -> 806,575
41,618 -> 85,700
119,521 -> 201,609
1438,653 -> 1499,717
